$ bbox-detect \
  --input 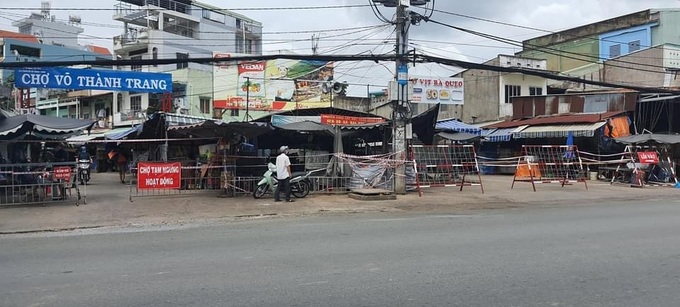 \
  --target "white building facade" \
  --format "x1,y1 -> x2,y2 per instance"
111,0 -> 262,127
